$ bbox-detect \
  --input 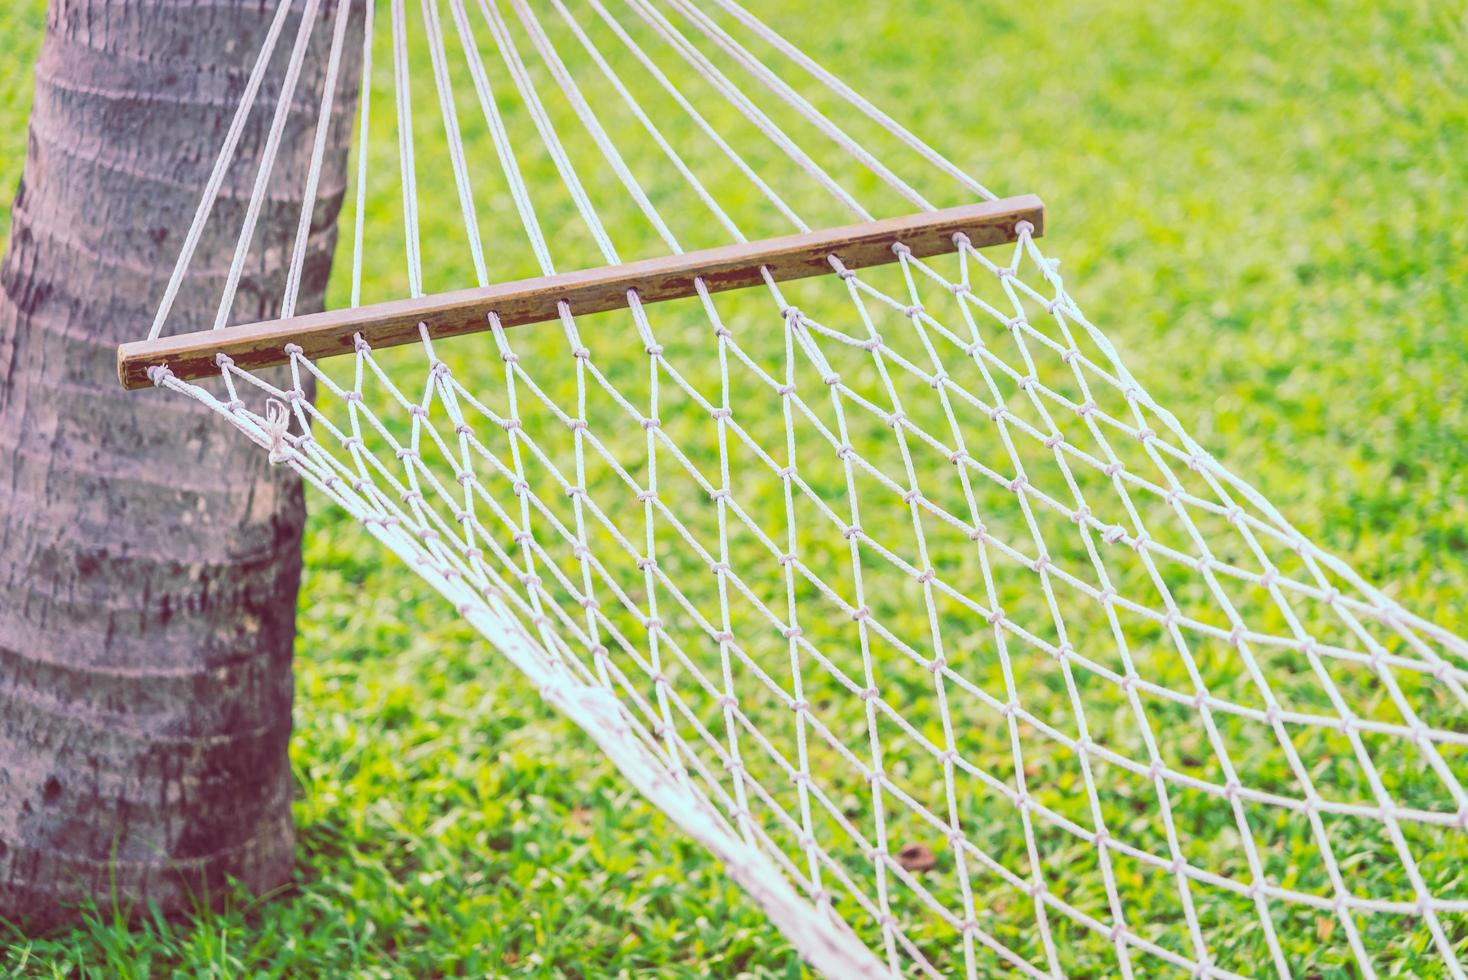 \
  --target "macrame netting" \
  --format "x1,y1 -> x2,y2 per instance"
139,0 -> 1468,976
